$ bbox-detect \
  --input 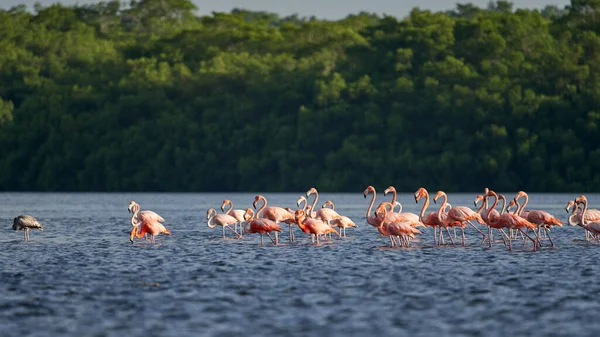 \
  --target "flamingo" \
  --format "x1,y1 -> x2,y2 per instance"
322,200 -> 357,237
243,208 -> 282,245
513,191 -> 563,247
306,188 -> 342,225
415,187 -> 455,245
485,189 -> 538,251
129,219 -> 171,243
474,192 -> 509,245
207,208 -> 241,239
221,199 -> 246,236
566,198 -> 600,240
13,215 -> 43,241
374,205 -> 422,247
575,196 -> 600,241
434,191 -> 487,246
128,201 -> 164,240
253,195 -> 295,242
294,209 -> 340,244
